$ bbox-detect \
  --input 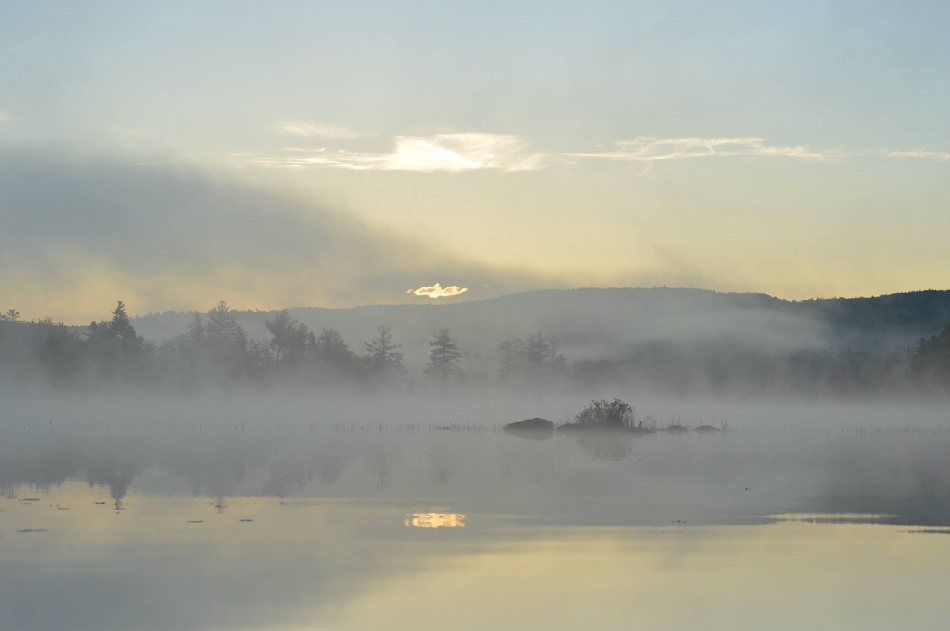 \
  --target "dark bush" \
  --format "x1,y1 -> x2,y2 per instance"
574,399 -> 634,428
